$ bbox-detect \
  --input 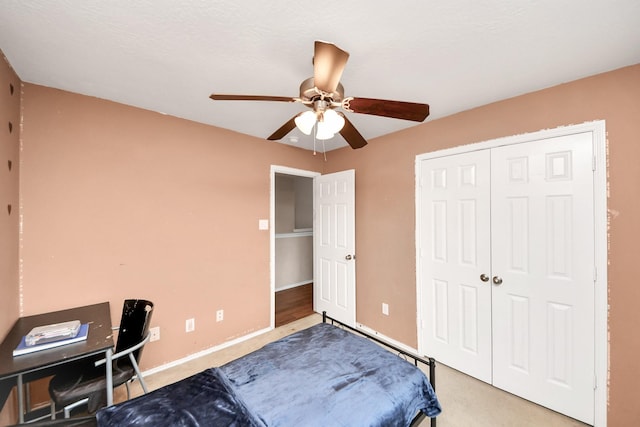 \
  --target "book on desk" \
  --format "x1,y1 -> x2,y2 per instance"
13,322 -> 90,356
